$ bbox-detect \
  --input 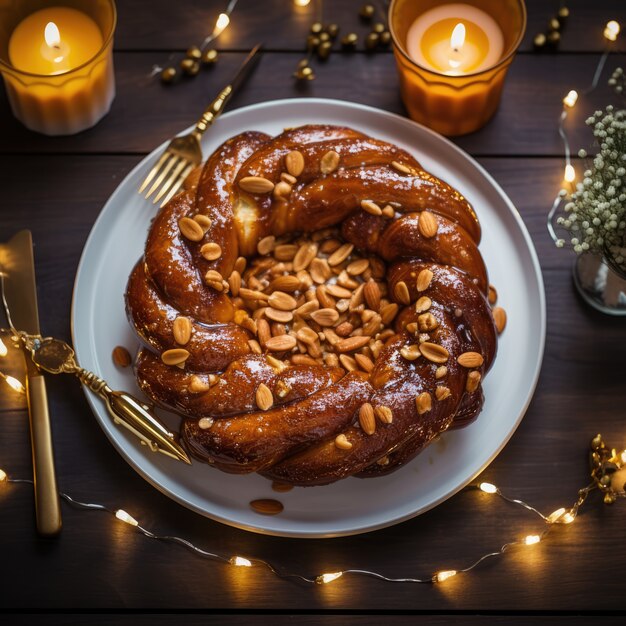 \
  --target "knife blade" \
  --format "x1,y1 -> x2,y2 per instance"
0,230 -> 62,536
